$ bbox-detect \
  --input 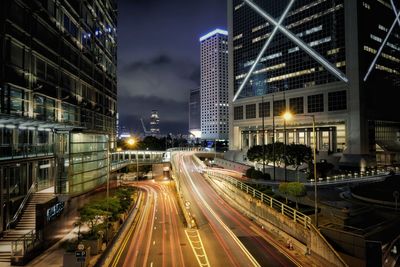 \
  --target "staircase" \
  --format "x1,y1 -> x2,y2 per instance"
0,192 -> 55,263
